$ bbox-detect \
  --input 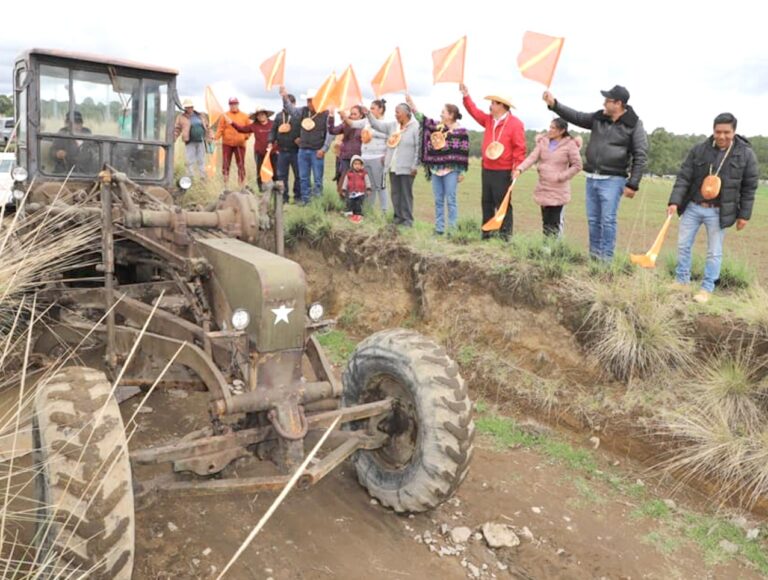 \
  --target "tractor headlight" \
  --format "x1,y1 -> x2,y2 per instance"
308,302 -> 324,322
12,189 -> 25,202
178,176 -> 193,190
231,308 -> 250,331
11,167 -> 27,182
